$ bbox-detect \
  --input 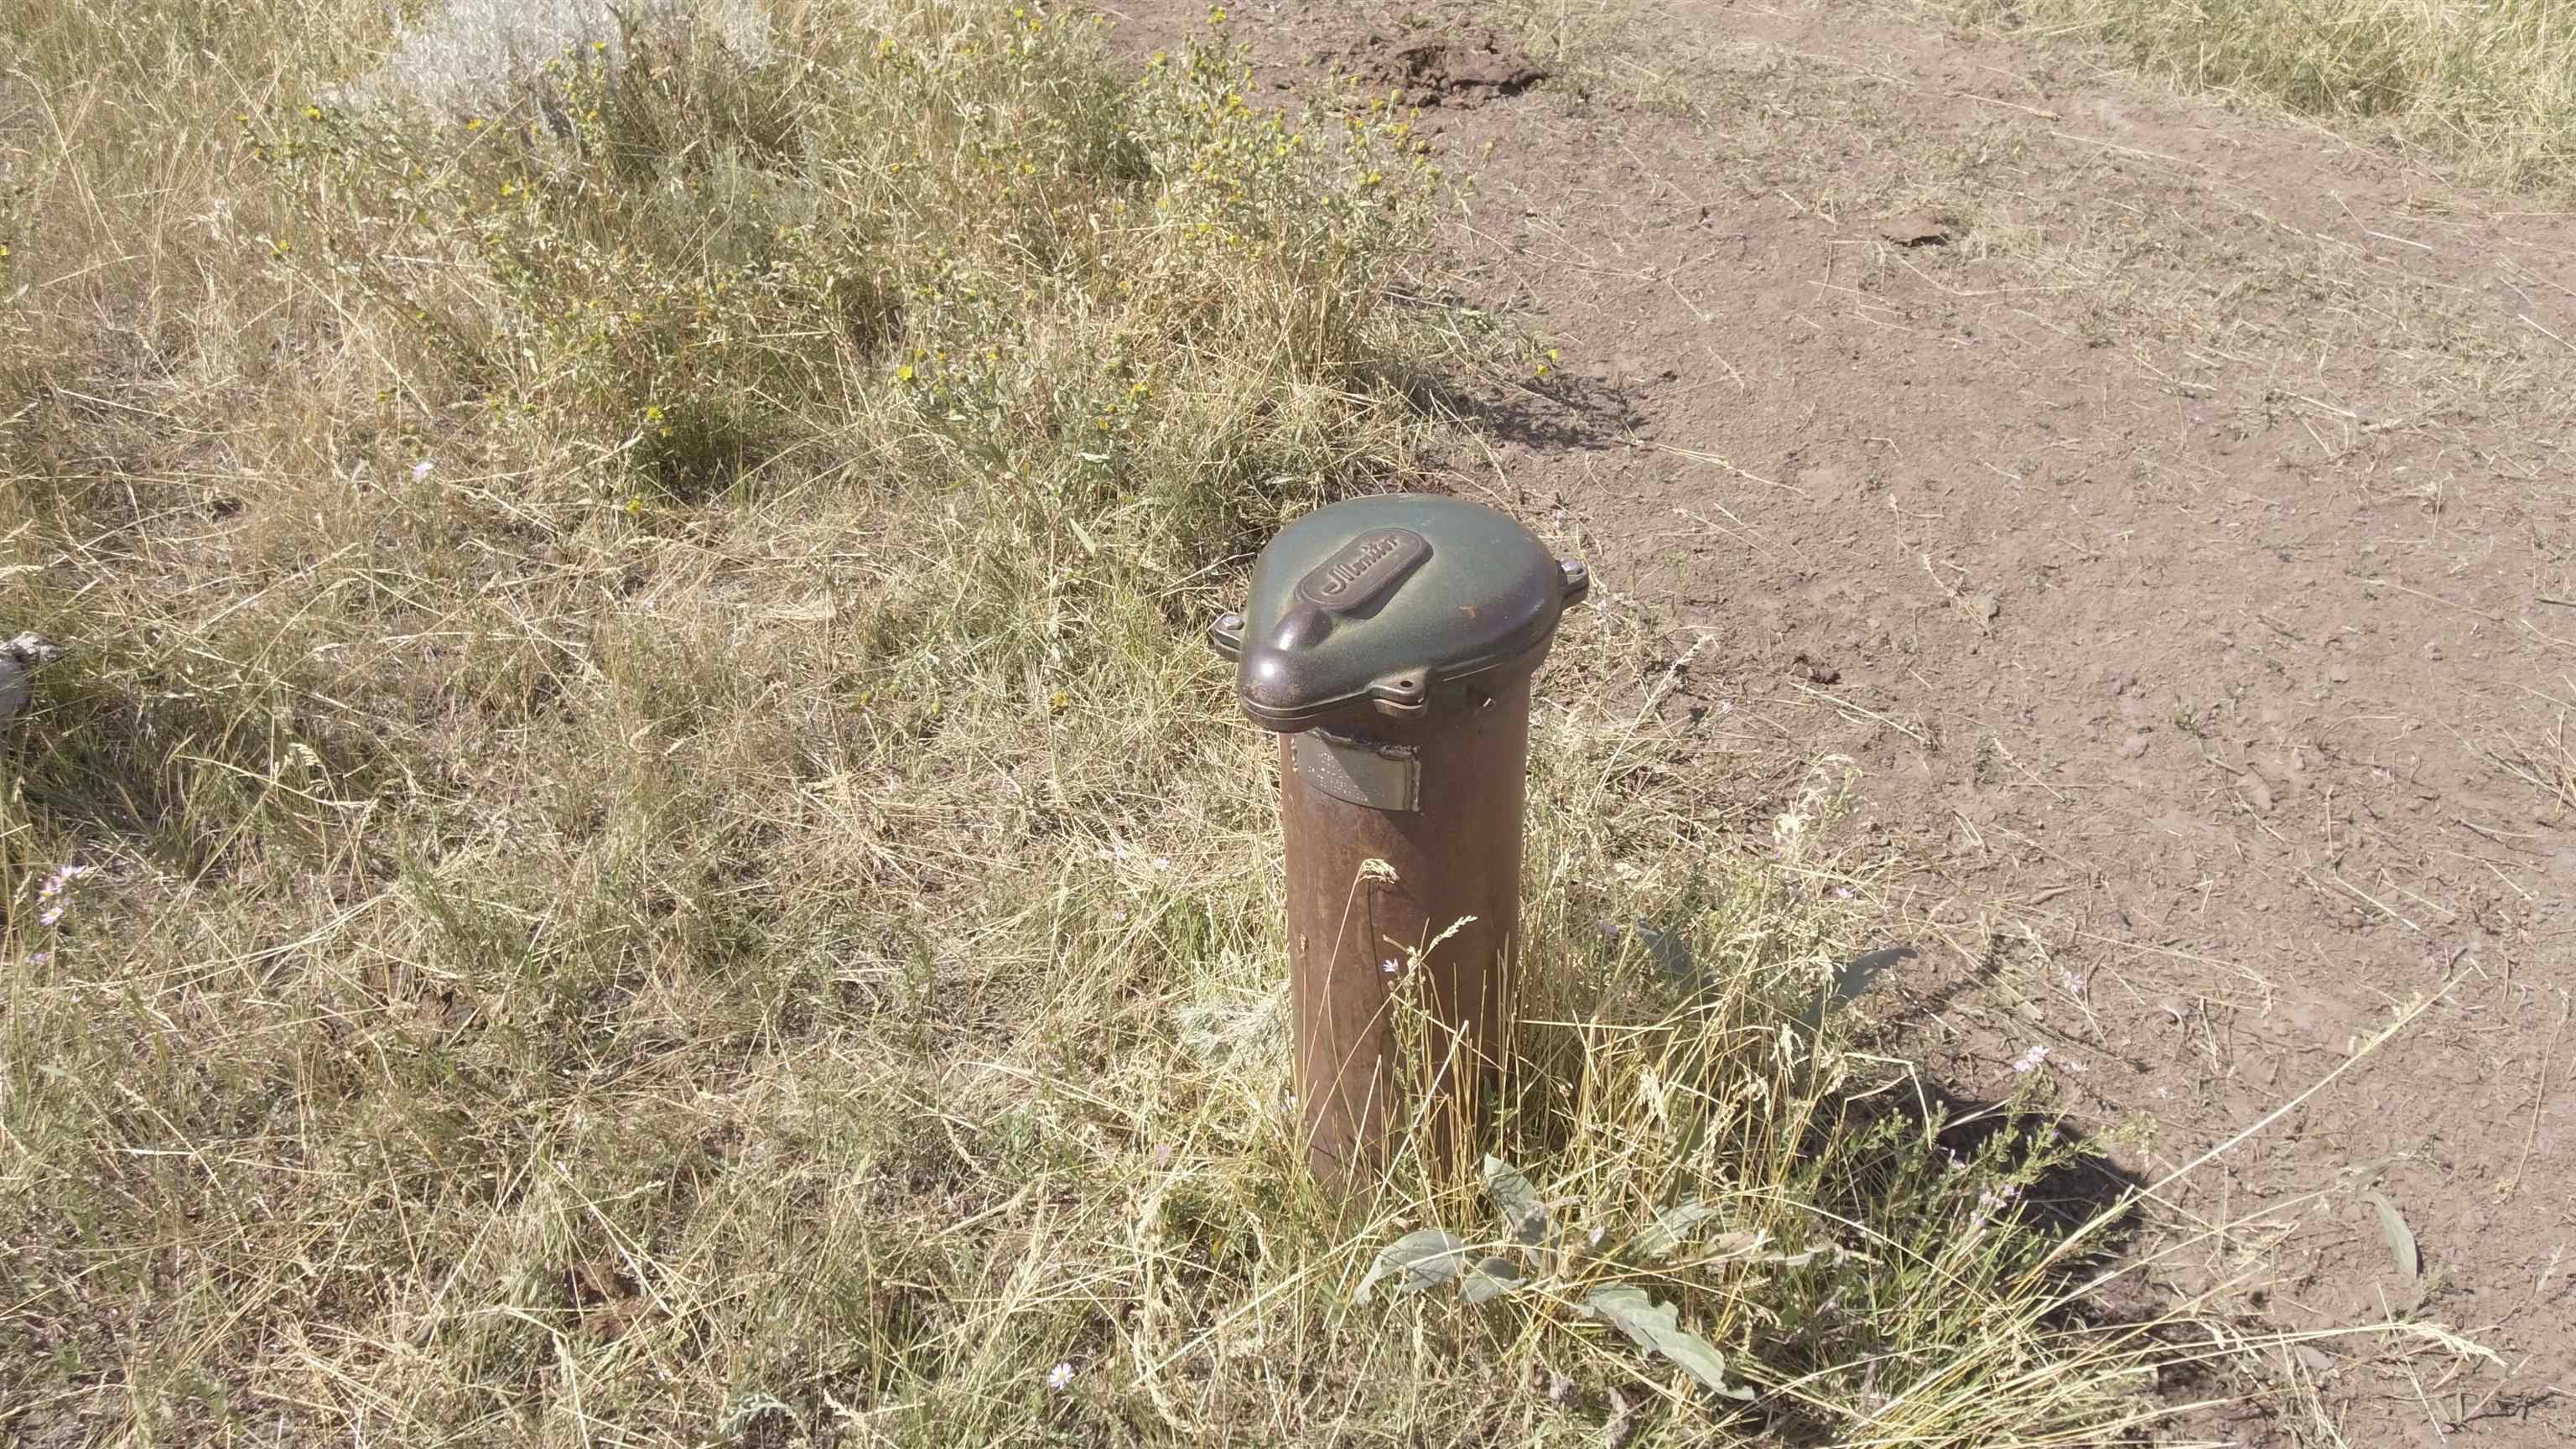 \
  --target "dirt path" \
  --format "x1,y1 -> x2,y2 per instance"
1109,1 -> 2575,1441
